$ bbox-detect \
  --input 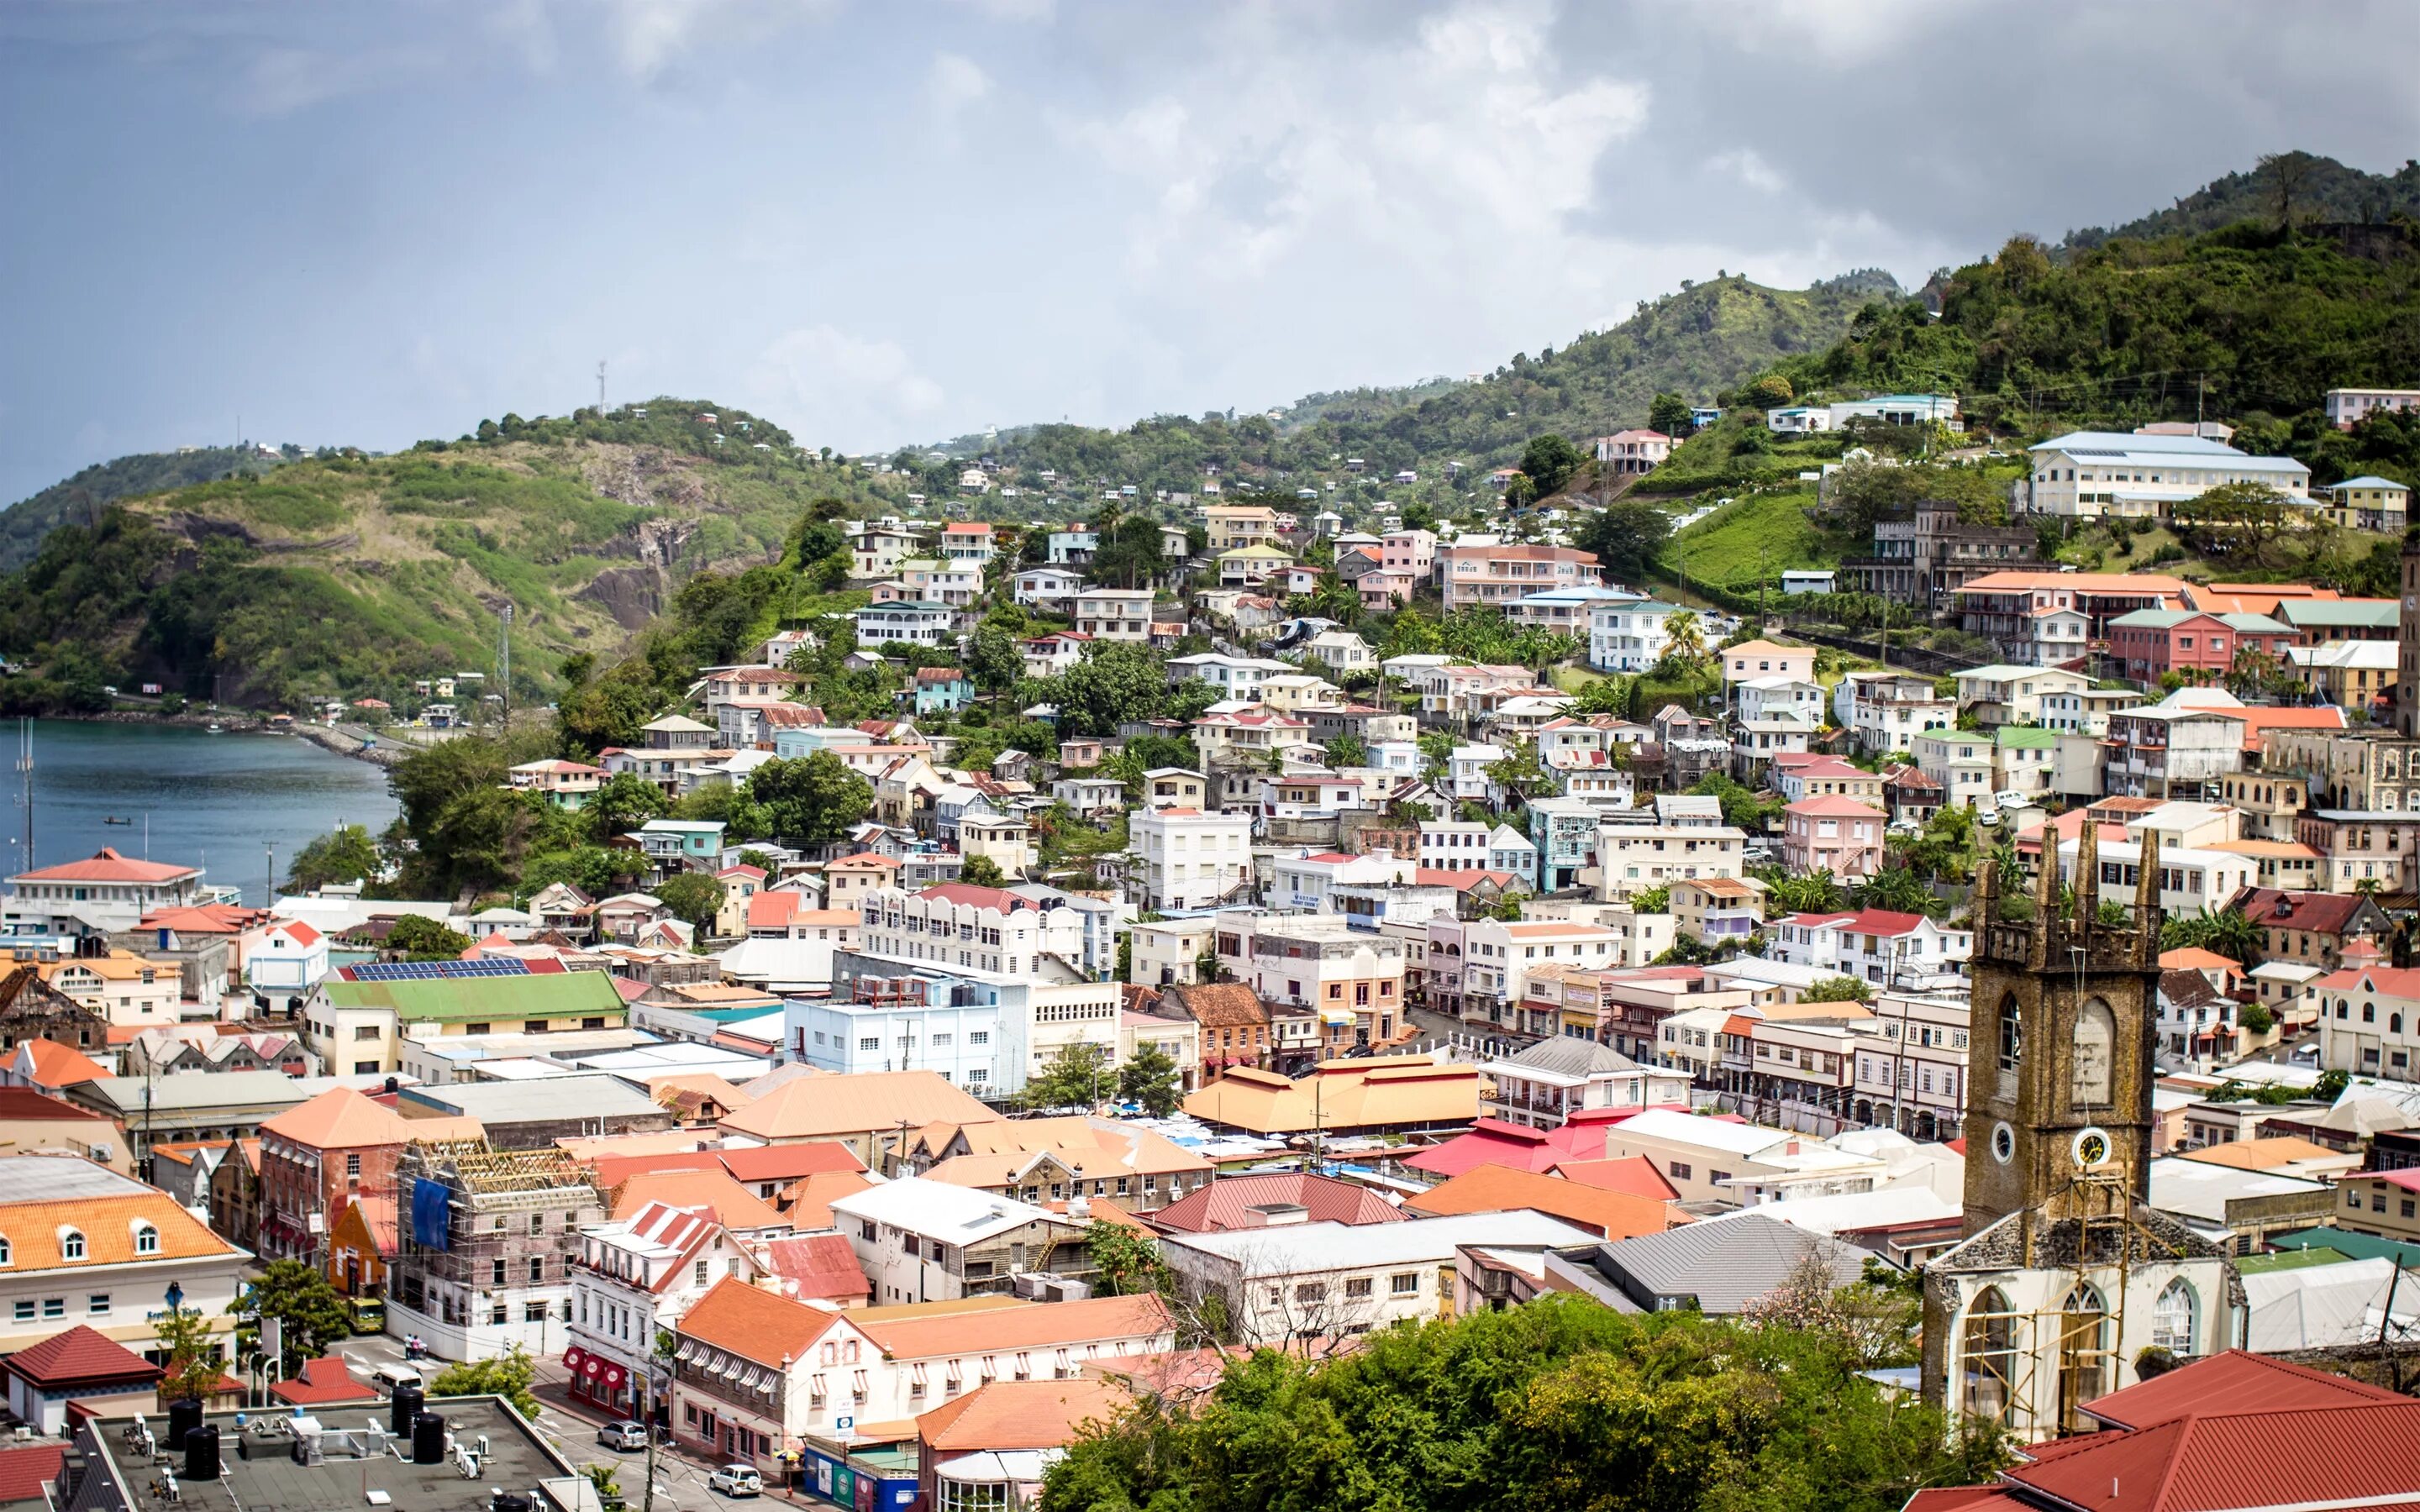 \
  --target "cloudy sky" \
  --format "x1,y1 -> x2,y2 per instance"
3,0 -> 2415,501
